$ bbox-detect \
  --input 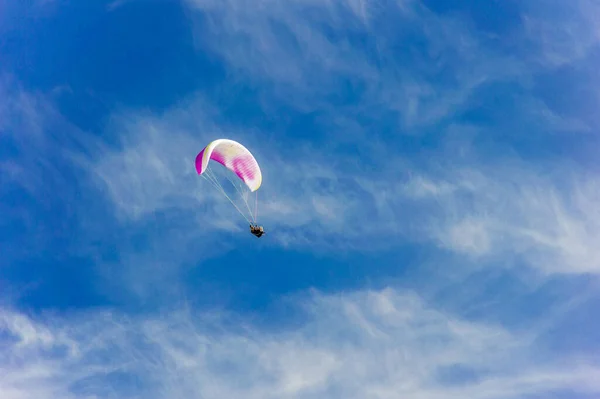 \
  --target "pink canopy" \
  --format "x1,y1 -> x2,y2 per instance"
195,139 -> 262,192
